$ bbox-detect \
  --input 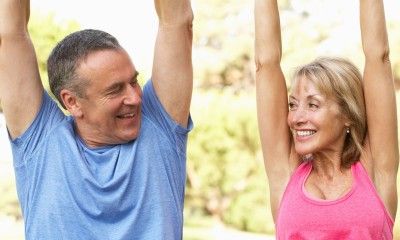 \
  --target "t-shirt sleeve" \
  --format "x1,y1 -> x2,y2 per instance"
141,80 -> 193,154
9,91 -> 66,167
